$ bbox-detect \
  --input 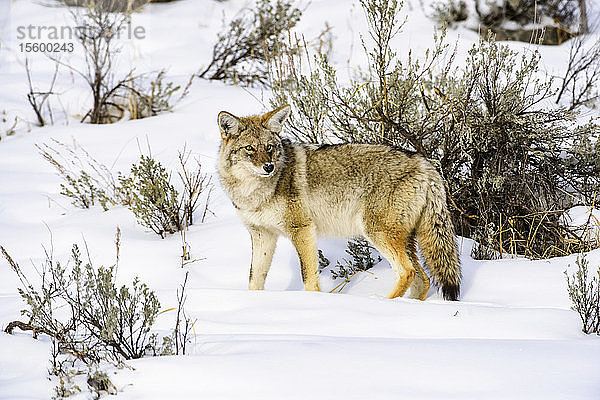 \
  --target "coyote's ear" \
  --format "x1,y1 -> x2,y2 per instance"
264,105 -> 291,134
218,111 -> 240,140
